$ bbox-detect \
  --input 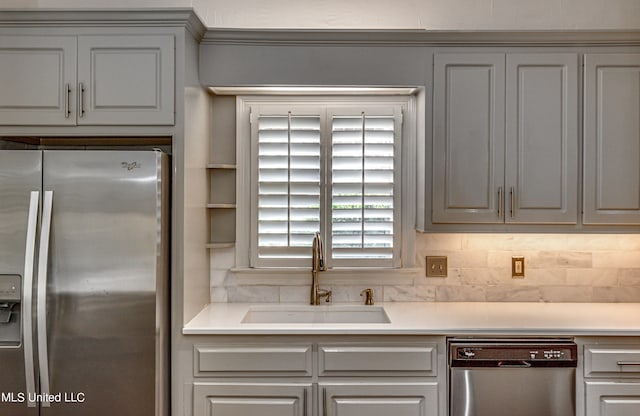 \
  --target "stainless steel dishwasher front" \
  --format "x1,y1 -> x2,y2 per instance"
449,339 -> 578,416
